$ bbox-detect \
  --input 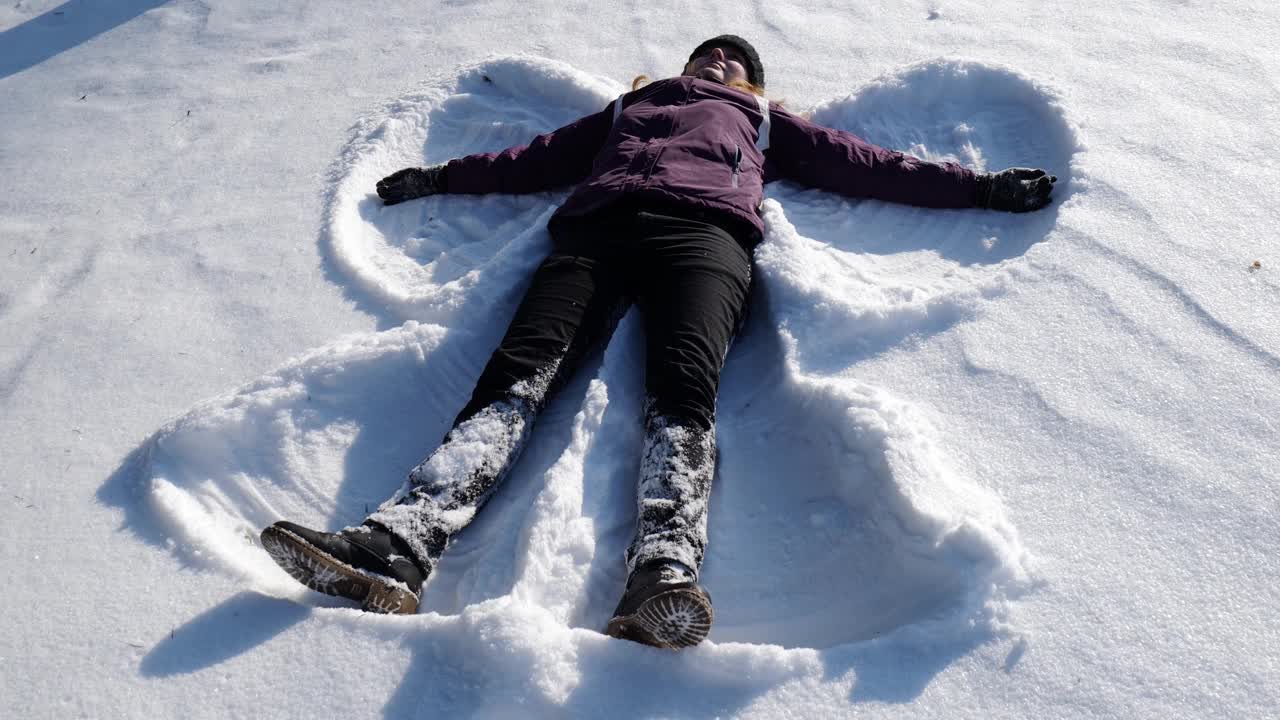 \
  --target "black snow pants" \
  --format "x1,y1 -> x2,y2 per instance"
369,205 -> 755,578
